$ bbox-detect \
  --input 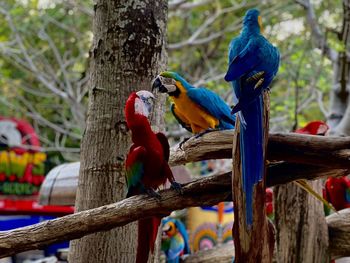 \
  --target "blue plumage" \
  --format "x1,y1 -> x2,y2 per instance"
161,218 -> 191,262
226,9 -> 280,114
153,71 -> 235,134
225,8 -> 280,226
186,86 -> 235,130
